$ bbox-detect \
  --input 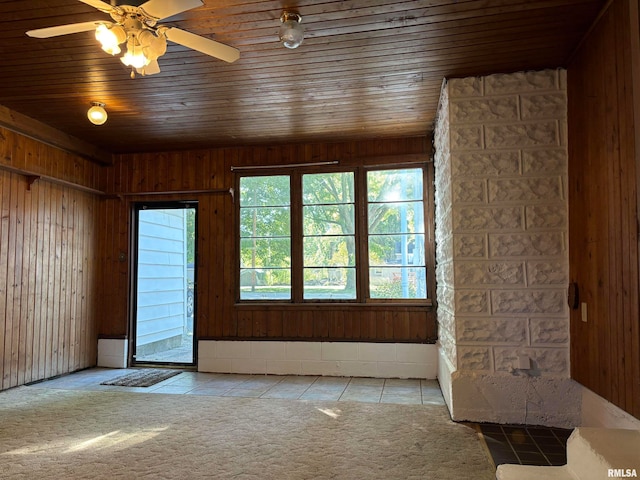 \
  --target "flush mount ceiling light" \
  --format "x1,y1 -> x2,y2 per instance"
87,102 -> 108,125
279,12 -> 304,49
26,0 -> 240,79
